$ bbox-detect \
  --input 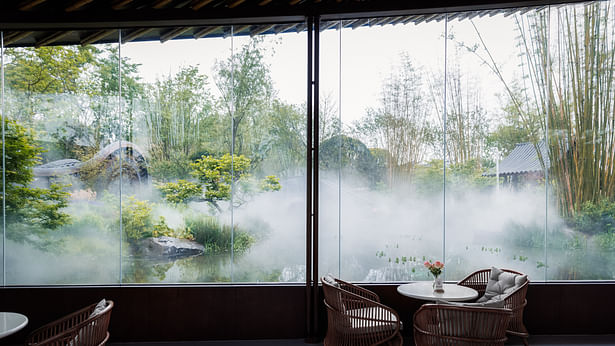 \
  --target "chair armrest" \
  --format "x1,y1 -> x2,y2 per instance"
336,278 -> 381,302
26,304 -> 94,346
457,269 -> 490,295
503,280 -> 528,311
